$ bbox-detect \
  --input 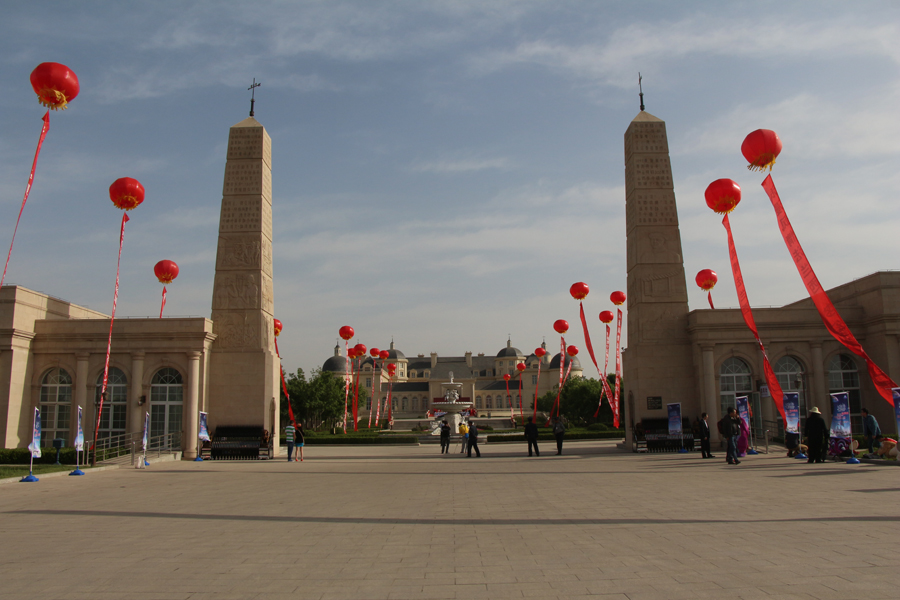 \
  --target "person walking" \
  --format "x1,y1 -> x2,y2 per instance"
524,416 -> 540,457
699,412 -> 714,459
439,420 -> 451,454
862,408 -> 881,454
285,421 -> 295,462
467,421 -> 481,457
804,407 -> 828,463
552,417 -> 565,455
720,408 -> 741,465
458,420 -> 468,454
294,422 -> 305,462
